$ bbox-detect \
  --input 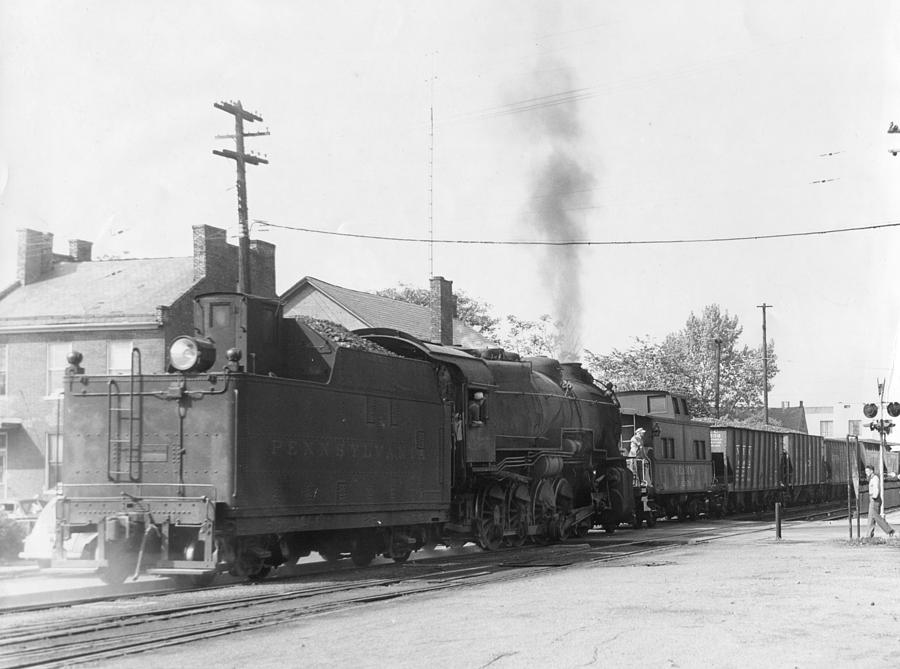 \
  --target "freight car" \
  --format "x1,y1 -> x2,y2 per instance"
616,390 -> 878,521
50,292 -> 631,584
